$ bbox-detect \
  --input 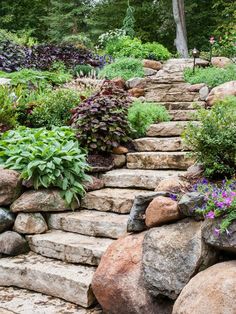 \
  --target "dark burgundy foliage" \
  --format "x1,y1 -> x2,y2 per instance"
70,80 -> 132,153
0,40 -> 108,72
0,40 -> 27,72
